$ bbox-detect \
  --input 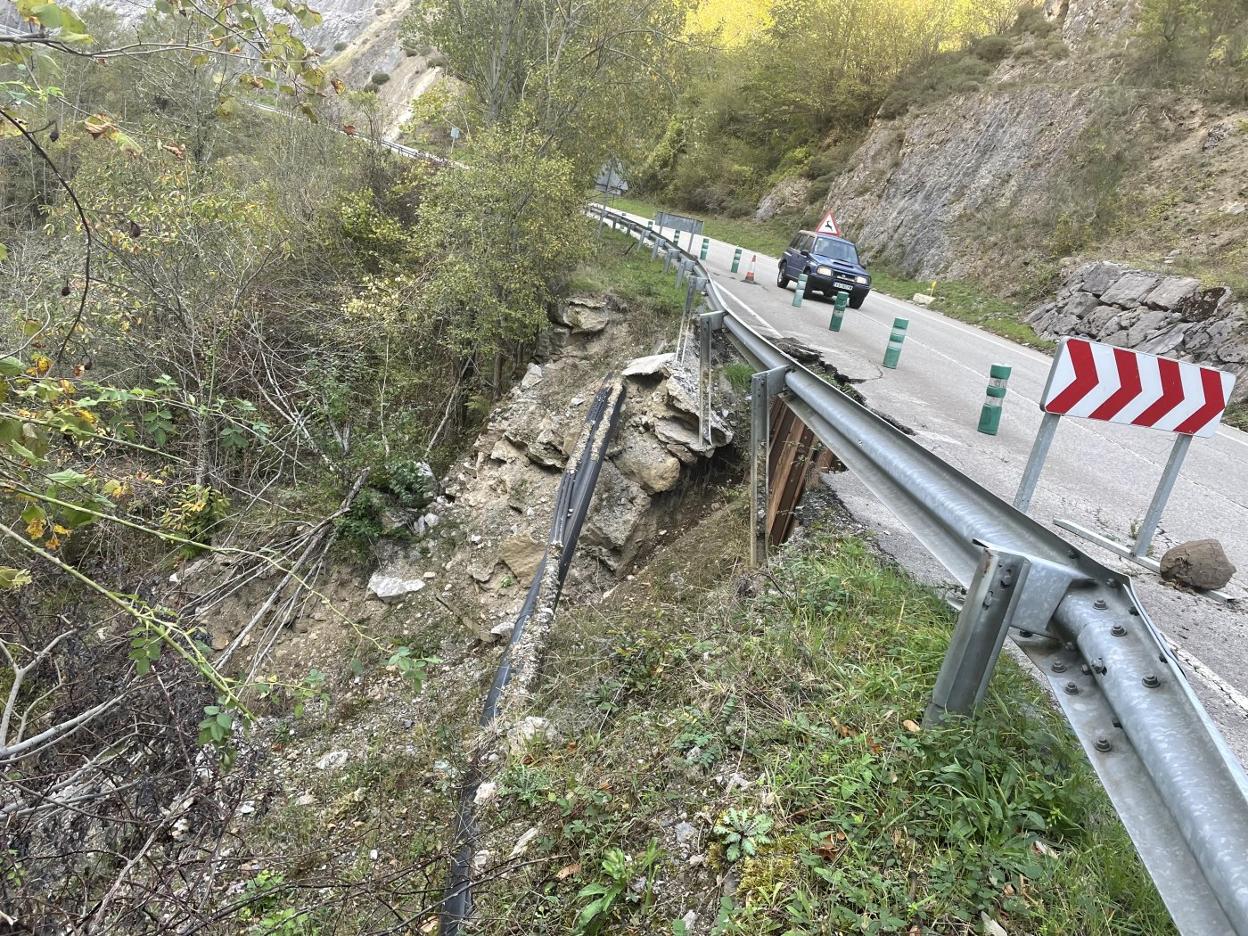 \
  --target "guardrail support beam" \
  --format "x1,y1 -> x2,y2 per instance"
925,545 -> 1031,724
750,366 -> 790,568
698,312 -> 725,451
